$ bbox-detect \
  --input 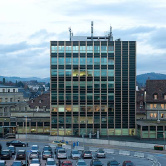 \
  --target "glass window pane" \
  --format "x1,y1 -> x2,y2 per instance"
108,70 -> 114,76
94,70 -> 100,76
59,57 -> 64,65
51,69 -> 57,76
101,70 -> 107,76
87,58 -> 93,65
94,58 -> 100,65
51,57 -> 57,65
